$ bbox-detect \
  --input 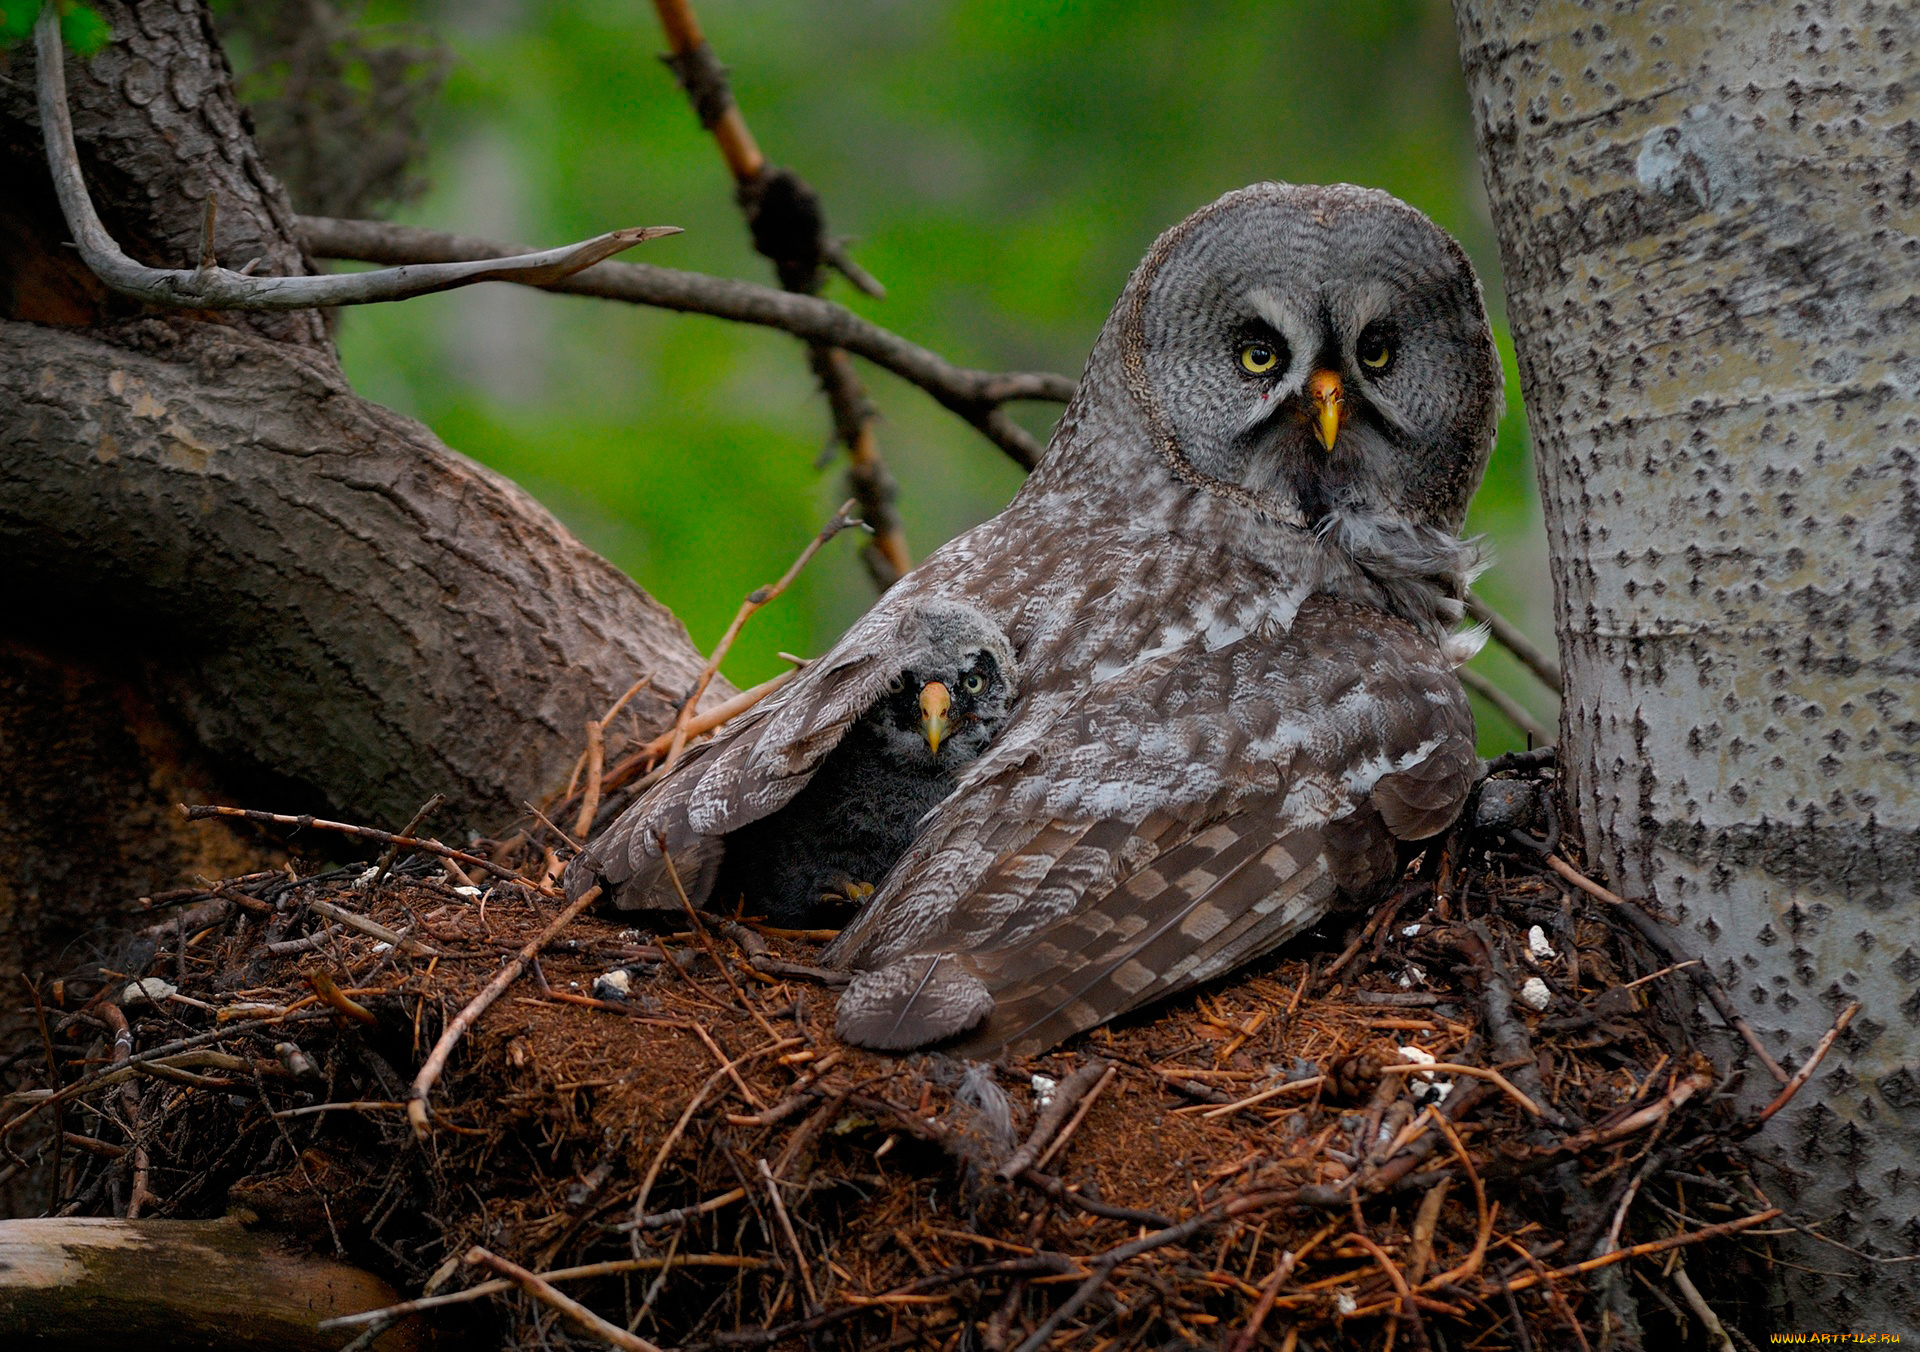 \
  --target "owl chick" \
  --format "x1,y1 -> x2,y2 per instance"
577,601 -> 1017,925
714,606 -> 1017,925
